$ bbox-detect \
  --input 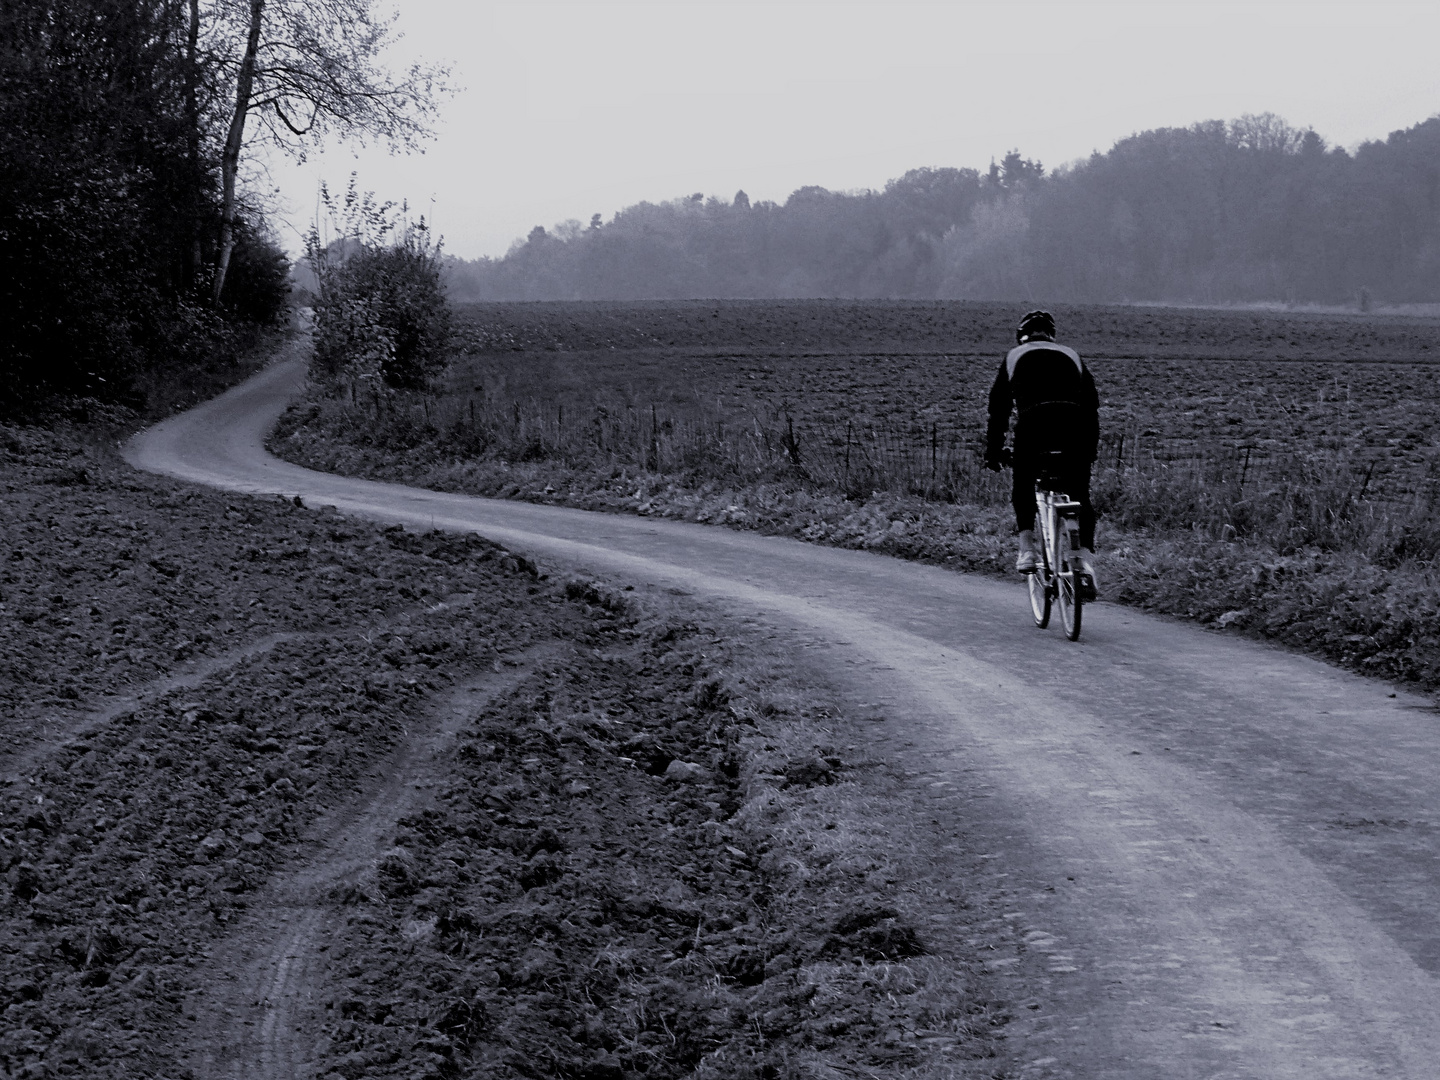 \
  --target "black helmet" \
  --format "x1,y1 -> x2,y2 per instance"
1016,310 -> 1056,345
